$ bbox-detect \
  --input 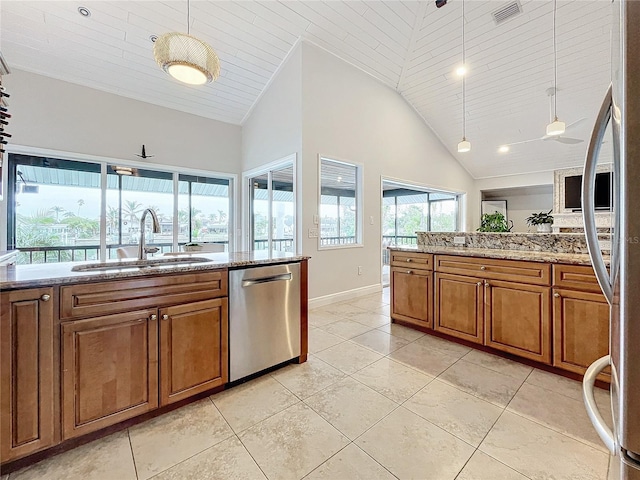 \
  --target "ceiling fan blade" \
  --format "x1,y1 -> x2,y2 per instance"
553,136 -> 584,144
506,137 -> 544,146
565,117 -> 587,130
